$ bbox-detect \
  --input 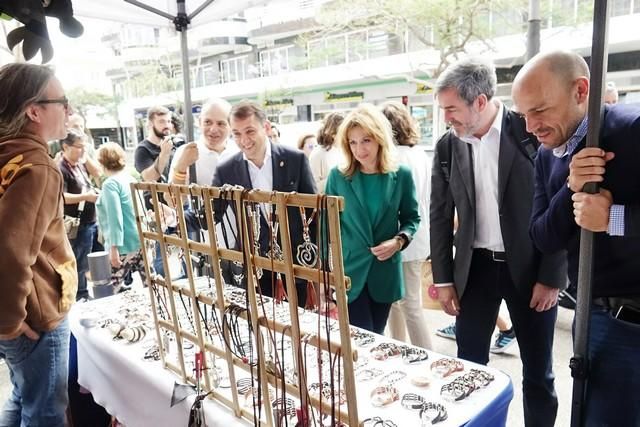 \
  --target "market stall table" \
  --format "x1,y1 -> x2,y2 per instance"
69,291 -> 513,427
